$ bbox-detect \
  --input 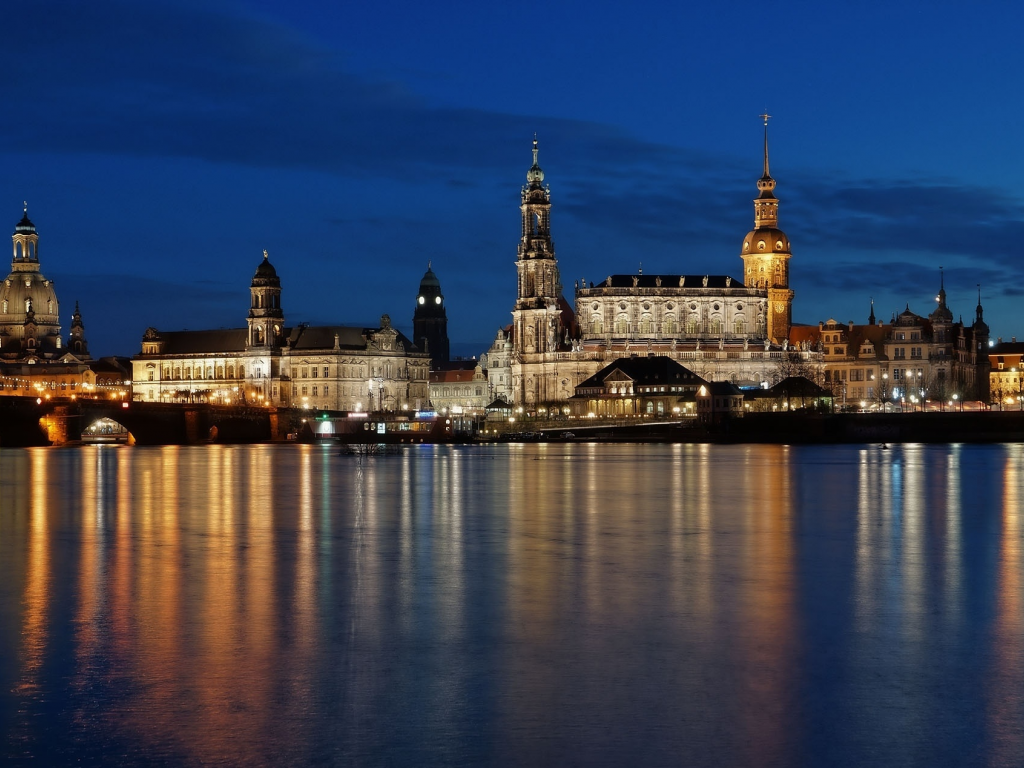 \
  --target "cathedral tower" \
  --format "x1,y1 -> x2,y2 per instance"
0,205 -> 63,359
741,116 -> 793,344
513,138 -> 563,357
68,301 -> 90,358
413,263 -> 449,367
247,250 -> 284,349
